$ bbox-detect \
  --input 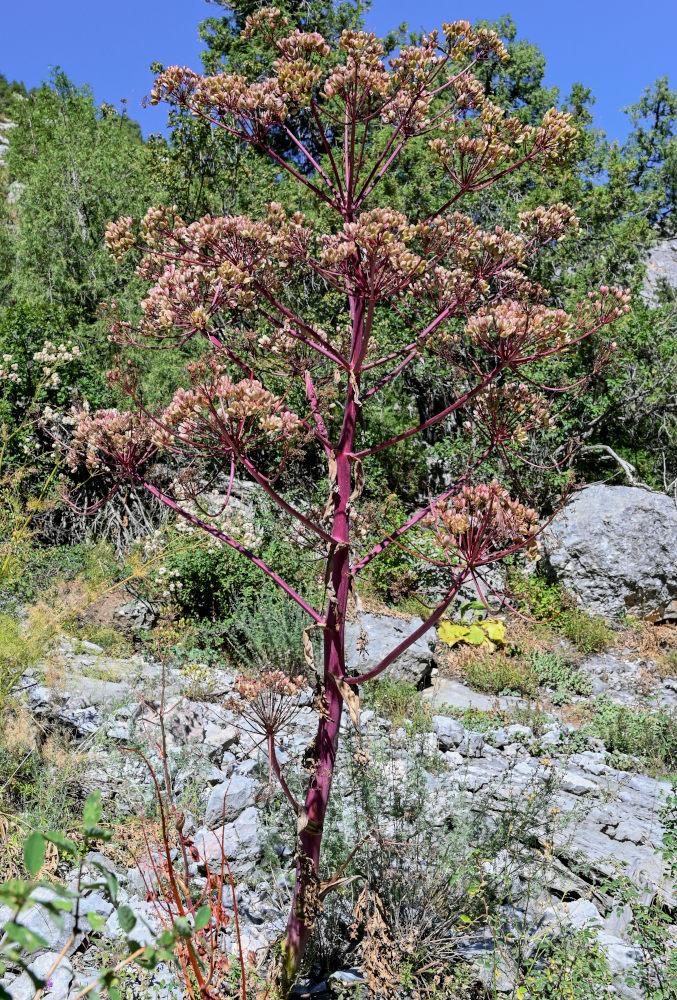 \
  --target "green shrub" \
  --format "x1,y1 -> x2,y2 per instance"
587,698 -> 677,772
362,678 -> 432,733
460,650 -> 538,696
509,572 -> 615,653
528,650 -> 592,701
